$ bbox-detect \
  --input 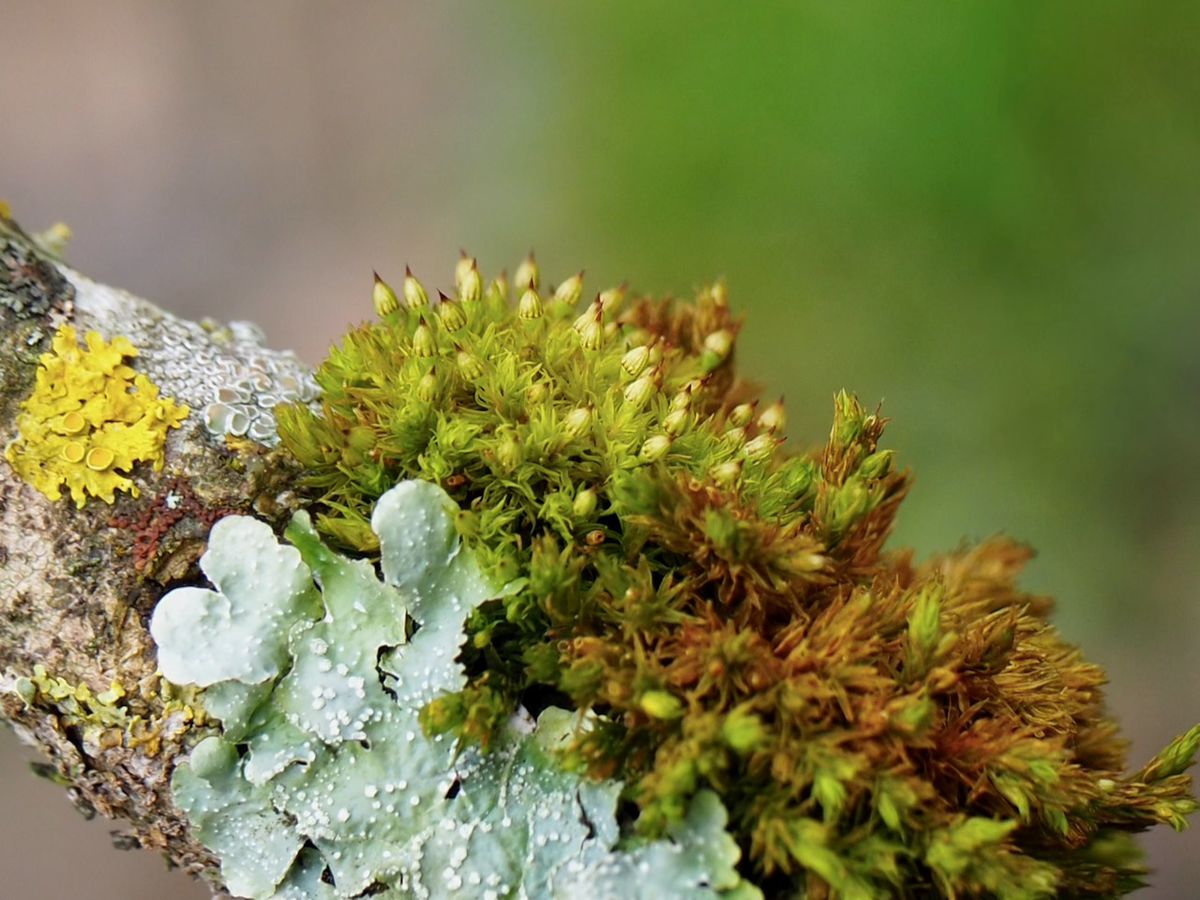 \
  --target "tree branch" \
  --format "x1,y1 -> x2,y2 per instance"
0,215 -> 306,895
